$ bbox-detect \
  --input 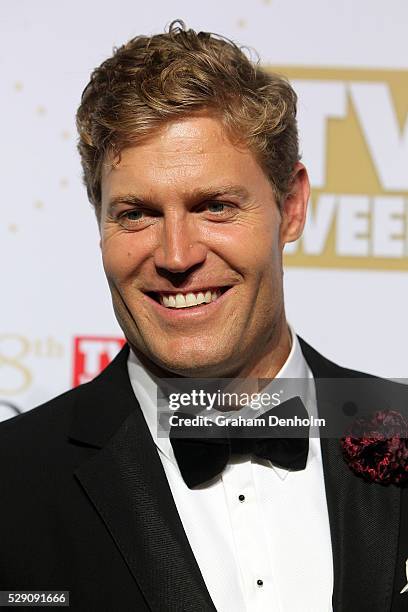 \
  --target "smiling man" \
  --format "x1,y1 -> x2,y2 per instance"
1,20 -> 408,612
100,113 -> 305,379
